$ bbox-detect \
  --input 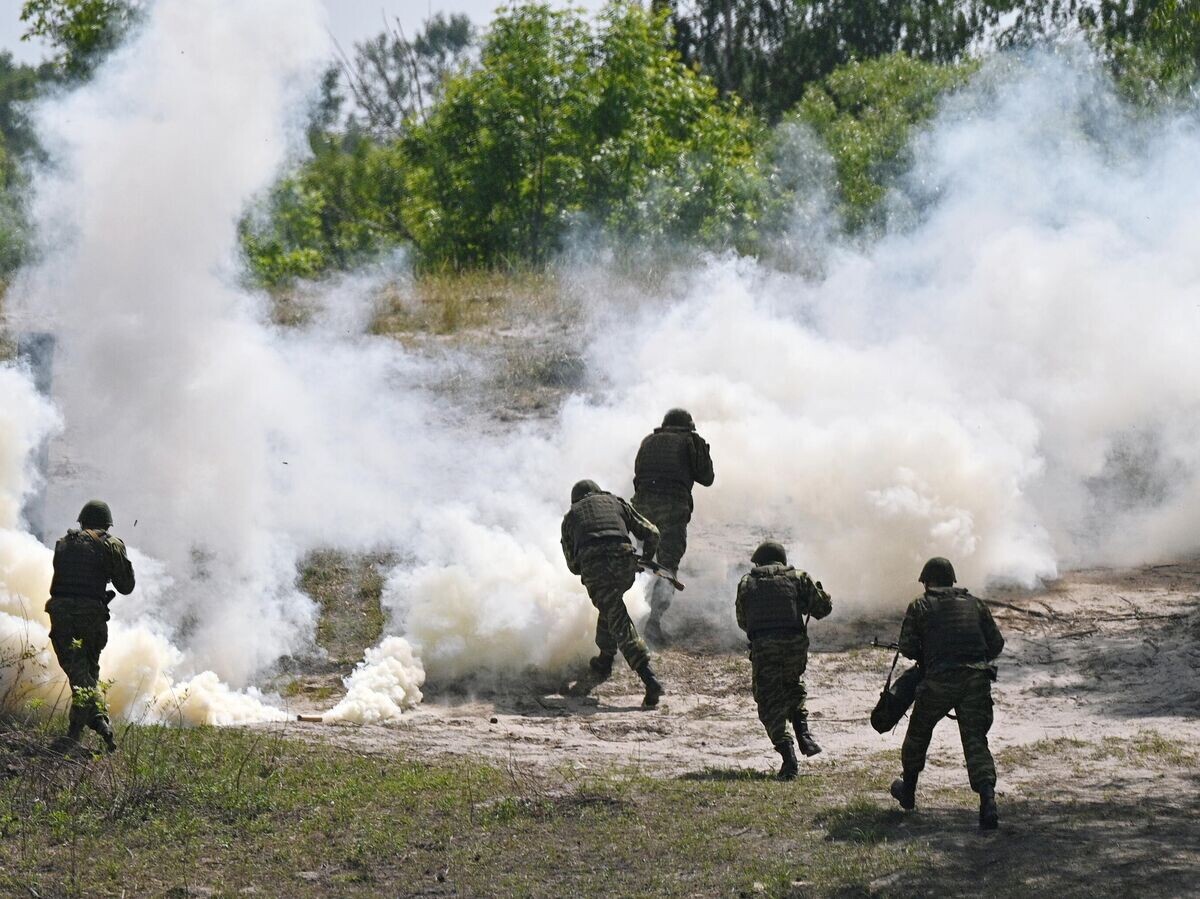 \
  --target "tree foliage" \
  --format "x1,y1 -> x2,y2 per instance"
401,2 -> 763,268
669,0 -> 1000,118
340,13 -> 475,140
794,53 -> 977,231
20,0 -> 137,80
